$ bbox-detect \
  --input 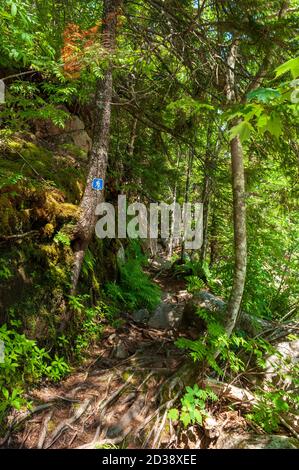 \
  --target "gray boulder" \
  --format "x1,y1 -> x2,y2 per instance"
148,303 -> 183,330
215,433 -> 299,449
34,107 -> 92,153
132,309 -> 150,324
187,291 -> 272,336
264,339 -> 299,389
